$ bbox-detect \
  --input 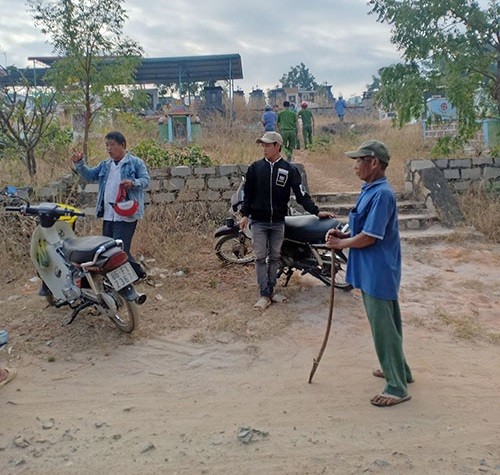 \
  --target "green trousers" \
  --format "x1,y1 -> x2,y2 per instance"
362,291 -> 413,398
302,125 -> 313,148
280,129 -> 296,160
